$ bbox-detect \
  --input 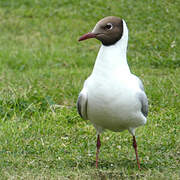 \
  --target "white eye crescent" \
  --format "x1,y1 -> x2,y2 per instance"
105,23 -> 113,30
